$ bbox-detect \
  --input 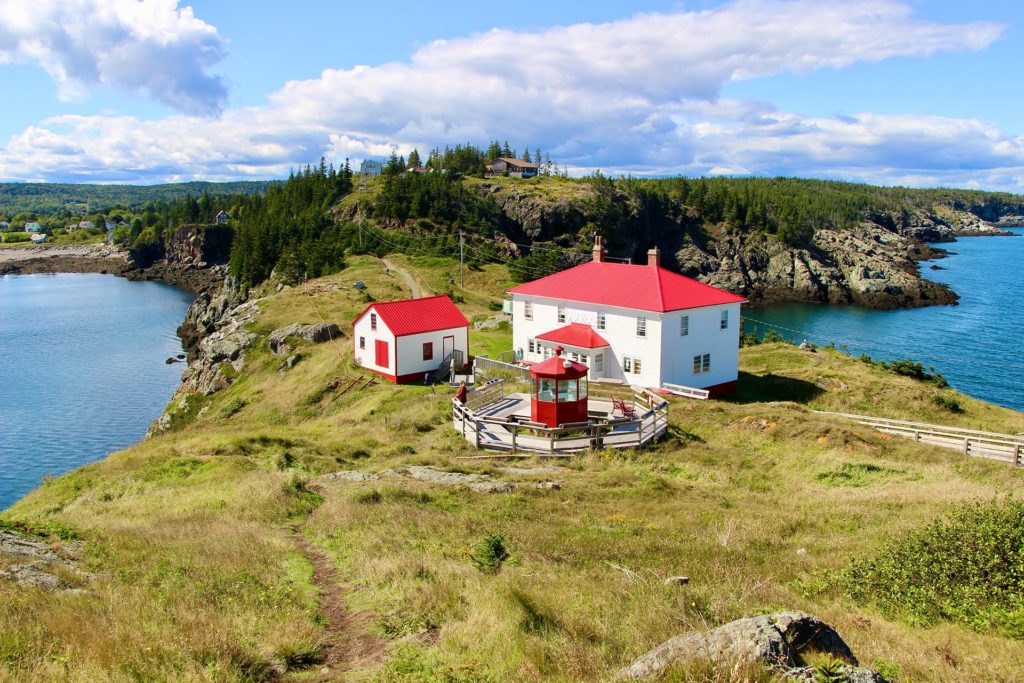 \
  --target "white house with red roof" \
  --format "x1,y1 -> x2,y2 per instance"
507,237 -> 747,397
353,295 -> 469,384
